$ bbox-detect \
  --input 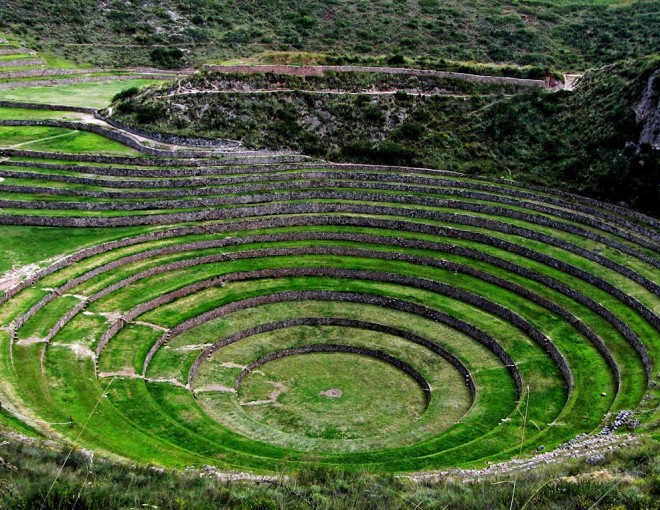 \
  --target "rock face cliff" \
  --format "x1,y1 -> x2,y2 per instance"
635,69 -> 660,151
553,56 -> 659,213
